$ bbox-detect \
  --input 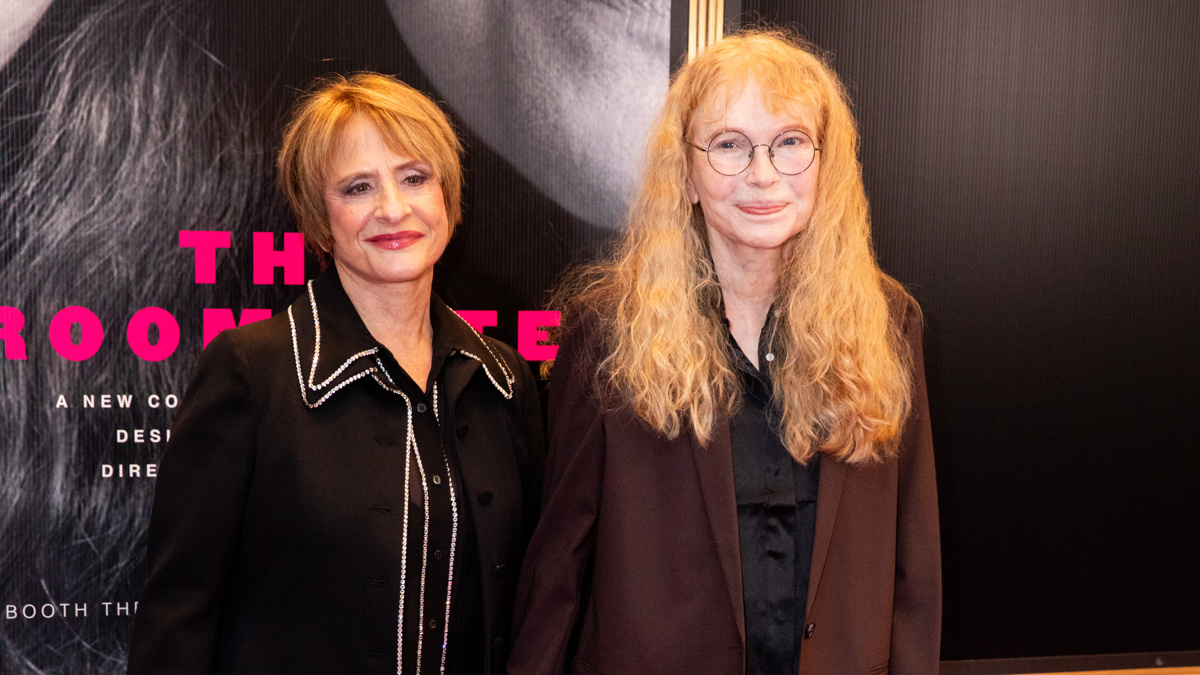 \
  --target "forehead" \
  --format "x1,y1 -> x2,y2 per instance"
692,80 -> 819,135
329,113 -> 418,164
